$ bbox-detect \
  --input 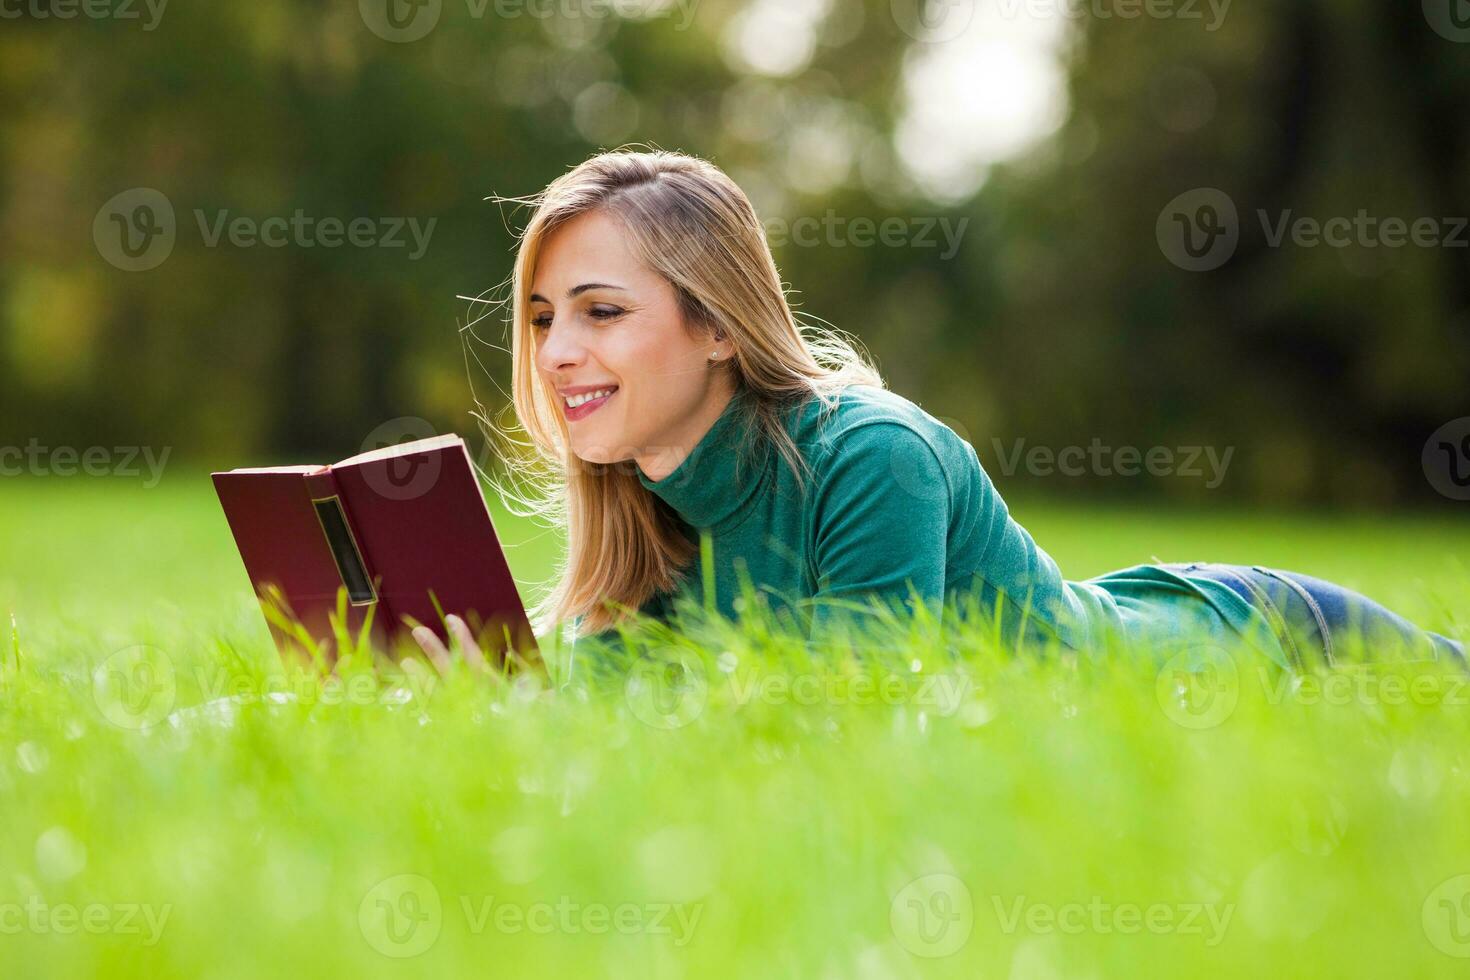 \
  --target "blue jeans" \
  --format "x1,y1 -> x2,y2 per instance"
1156,562 -> 1468,671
